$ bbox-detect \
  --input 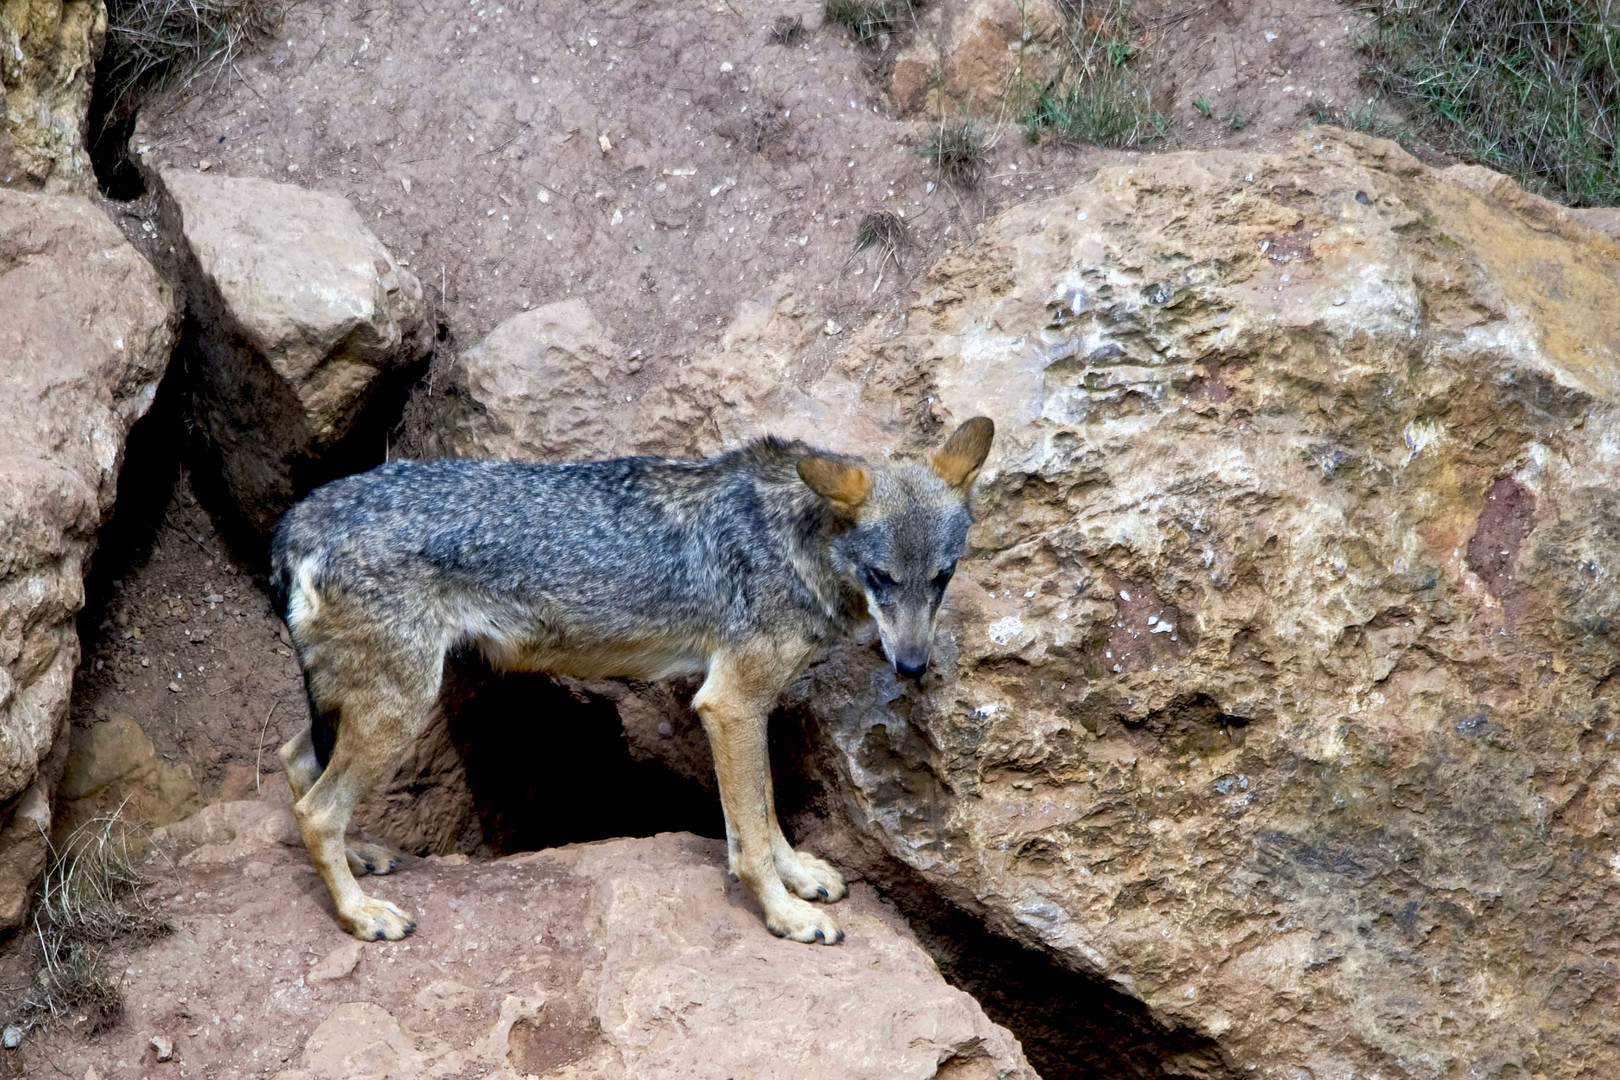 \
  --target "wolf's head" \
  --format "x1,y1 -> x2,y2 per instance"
798,417 -> 995,679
